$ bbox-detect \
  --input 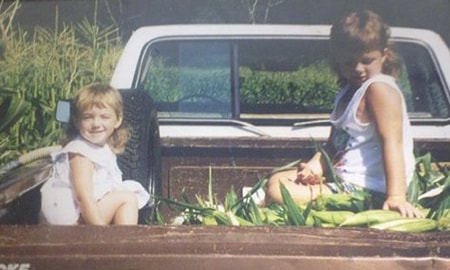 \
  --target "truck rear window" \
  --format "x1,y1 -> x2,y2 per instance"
136,38 -> 449,123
